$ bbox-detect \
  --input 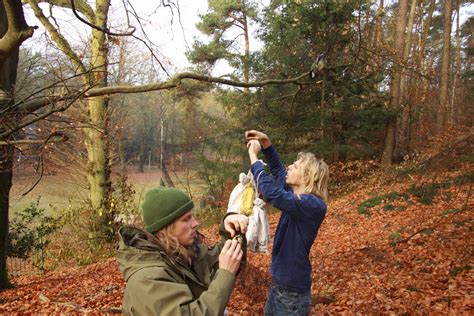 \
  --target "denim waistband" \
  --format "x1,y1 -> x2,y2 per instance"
271,281 -> 311,294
